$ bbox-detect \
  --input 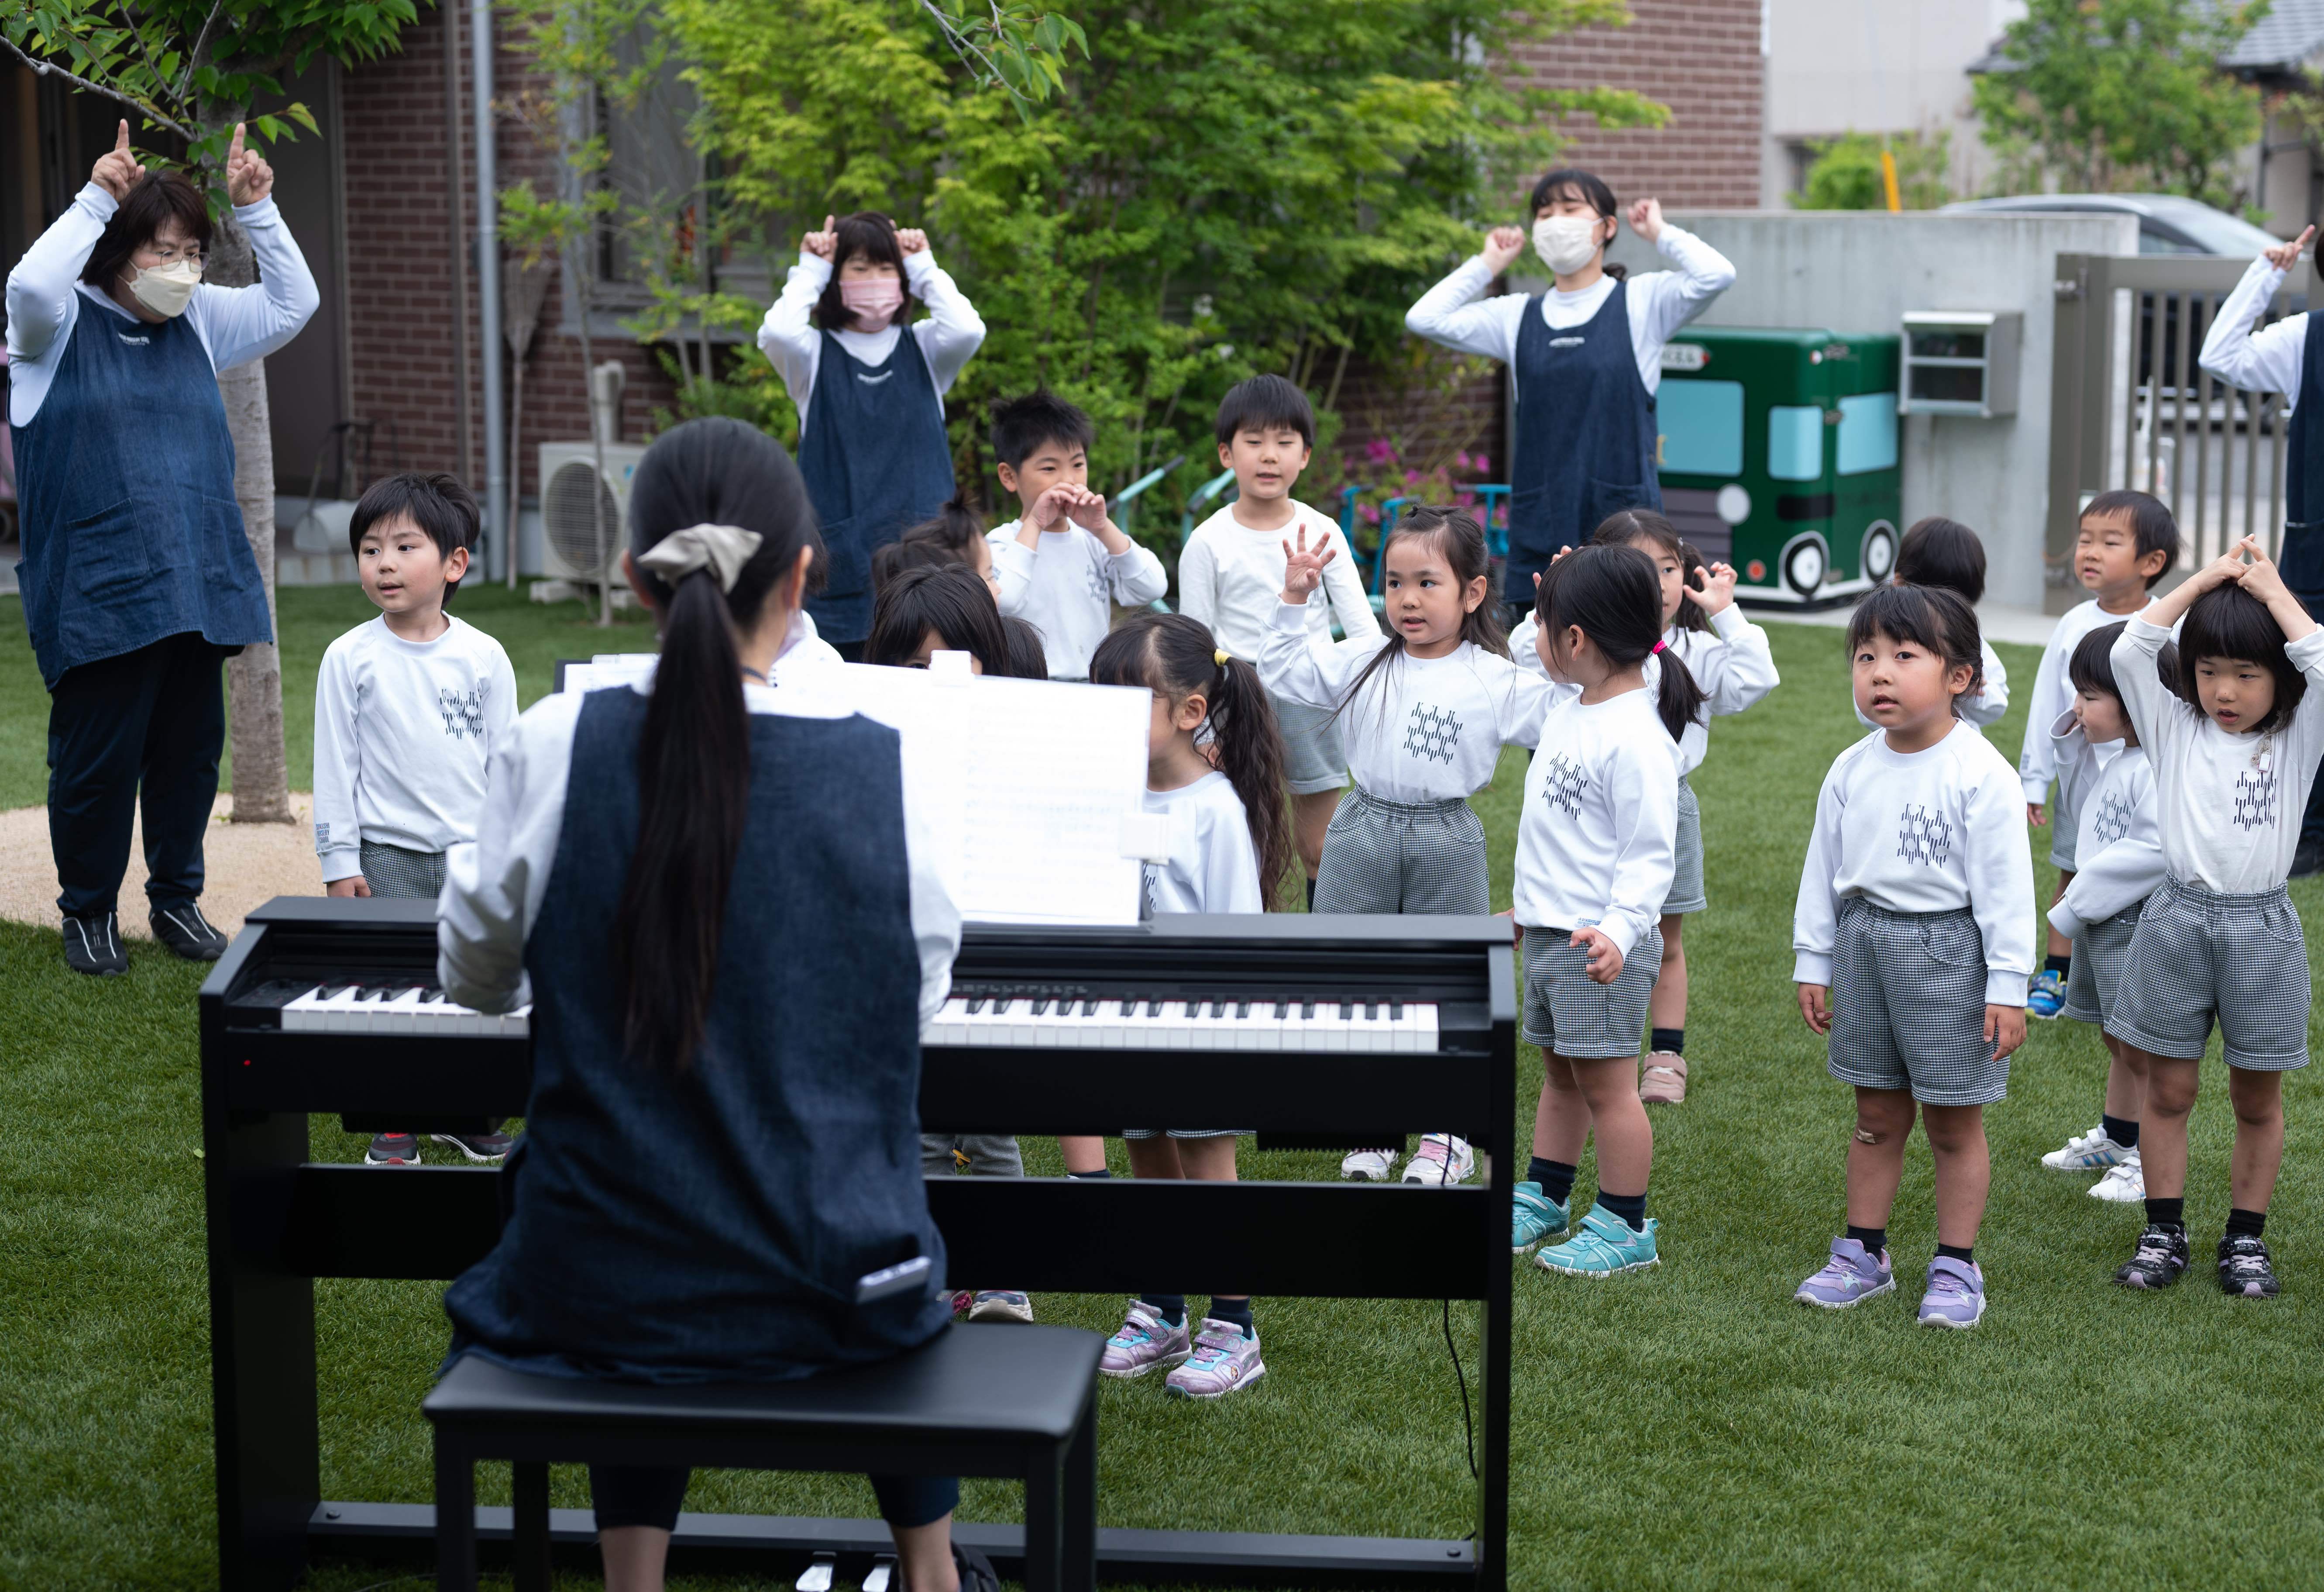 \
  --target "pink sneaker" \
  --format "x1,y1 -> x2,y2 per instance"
1098,1301 -> 1191,1378
1163,1320 -> 1265,1400
1639,1052 -> 1687,1104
